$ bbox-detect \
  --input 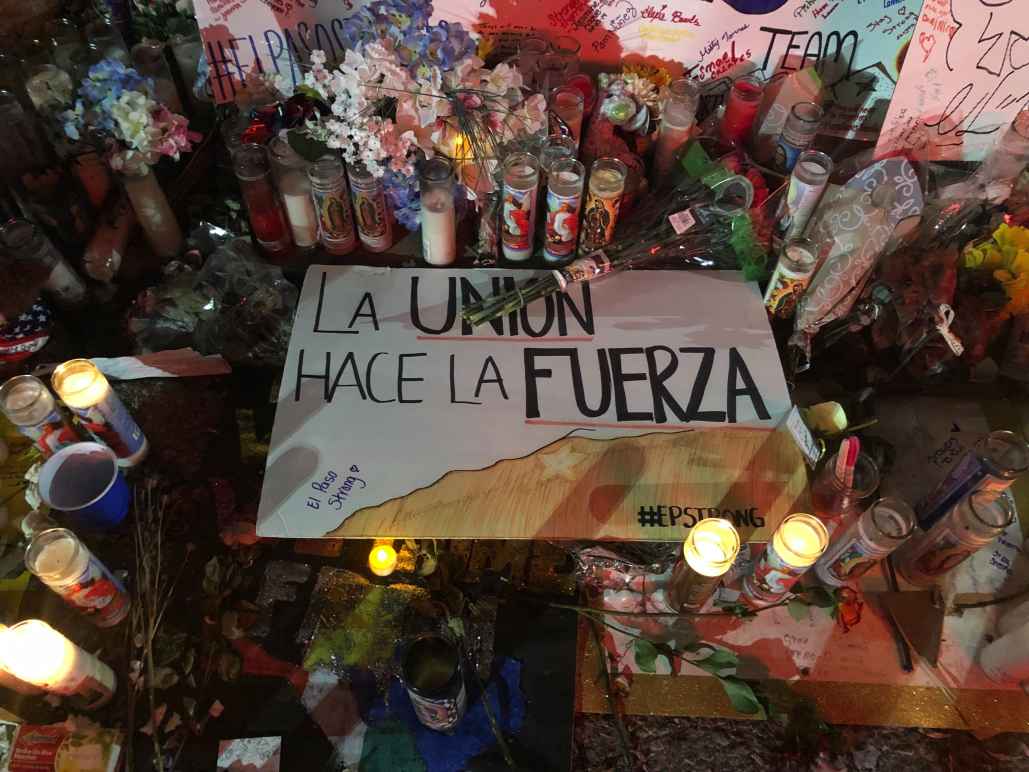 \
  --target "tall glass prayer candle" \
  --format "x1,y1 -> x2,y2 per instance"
84,18 -> 128,62
268,136 -> 318,255
348,162 -> 394,253
773,149 -> 832,249
49,17 -> 83,72
67,142 -> 113,210
0,219 -> 88,309
24,64 -> 72,116
896,491 -> 1014,587
119,164 -> 183,259
536,53 -> 570,95
579,157 -> 628,254
916,430 -> 1029,530
549,86 -> 584,148
234,143 -> 293,261
0,625 -> 43,695
543,158 -> 584,265
539,135 -> 577,180
551,35 -> 582,74
25,528 -> 130,627
0,375 -> 77,457
83,194 -> 135,283
668,519 -> 740,612
718,75 -> 763,146
763,237 -> 818,319
653,78 -> 700,184
518,37 -> 549,87
774,101 -> 823,172
814,498 -> 915,587
419,157 -> 457,266
0,620 -> 116,708
742,513 -> 828,605
810,450 -> 879,536
51,359 -> 149,468
501,152 -> 541,262
131,41 -> 183,114
170,29 -> 204,113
